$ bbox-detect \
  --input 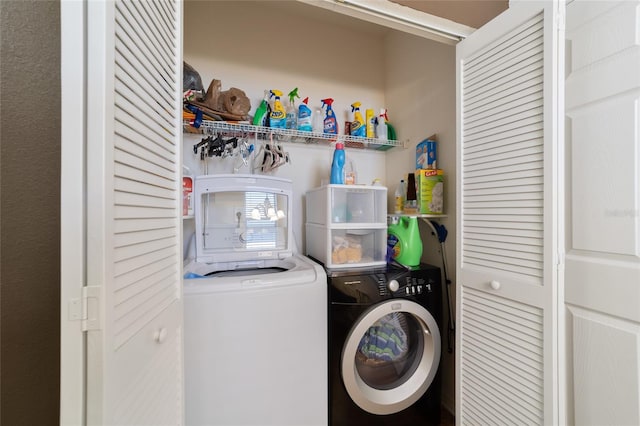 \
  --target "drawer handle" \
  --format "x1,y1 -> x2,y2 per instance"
490,280 -> 501,290
154,327 -> 167,344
